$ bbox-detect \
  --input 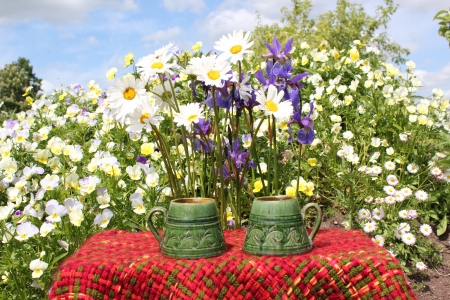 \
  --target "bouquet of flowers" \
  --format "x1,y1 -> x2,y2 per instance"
104,31 -> 314,228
